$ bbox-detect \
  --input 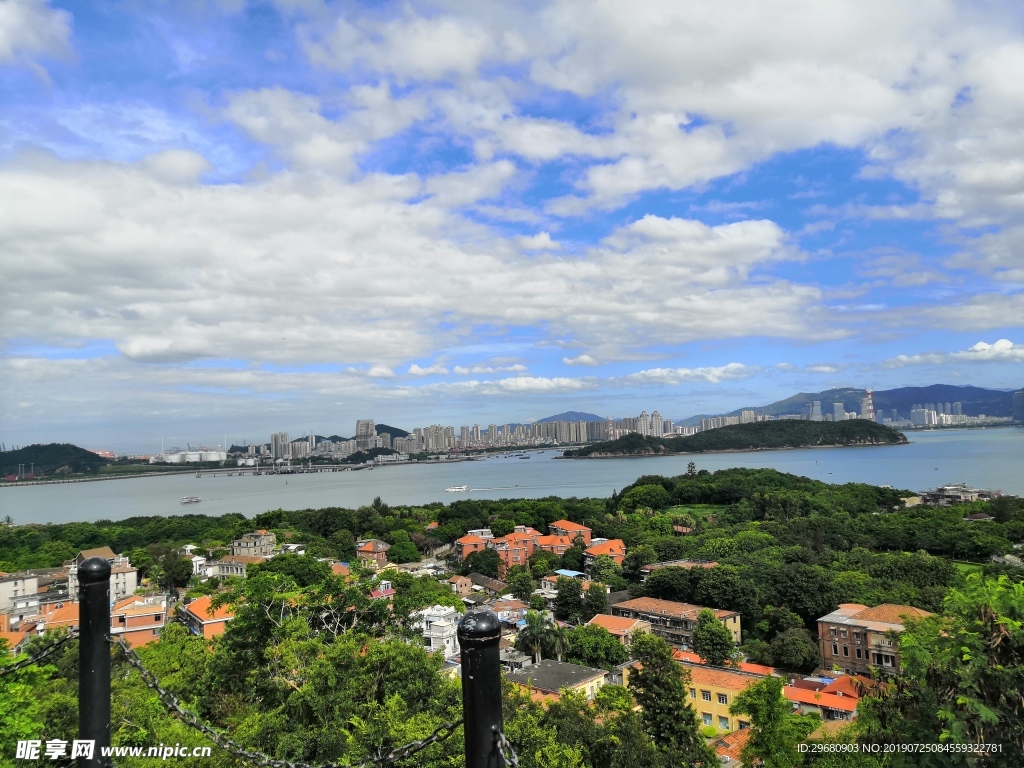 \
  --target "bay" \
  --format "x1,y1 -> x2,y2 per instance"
2,427 -> 1022,525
